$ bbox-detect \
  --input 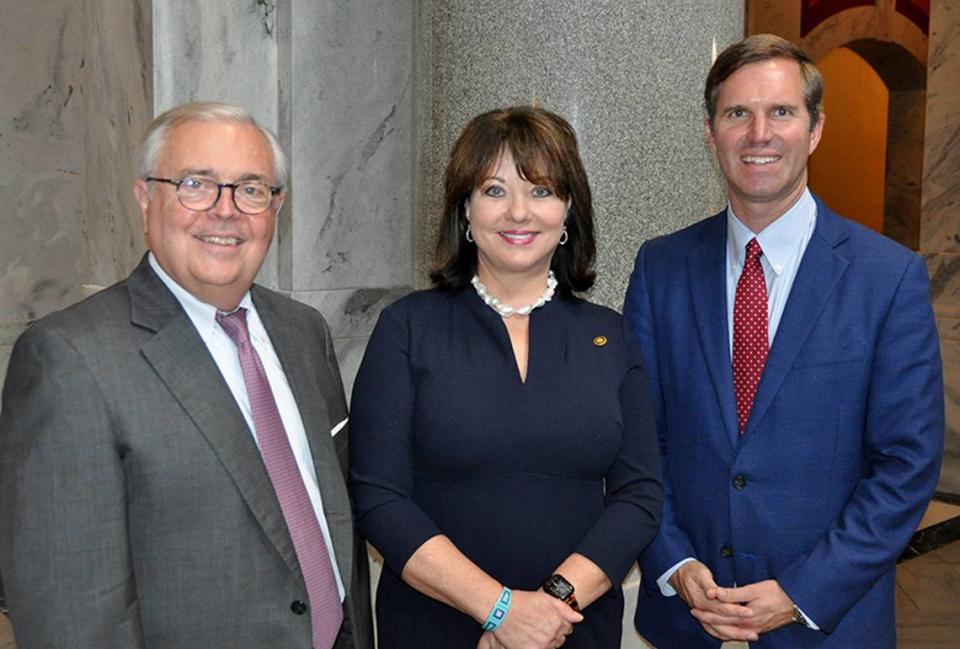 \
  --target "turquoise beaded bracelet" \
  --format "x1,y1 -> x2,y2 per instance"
481,587 -> 512,631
